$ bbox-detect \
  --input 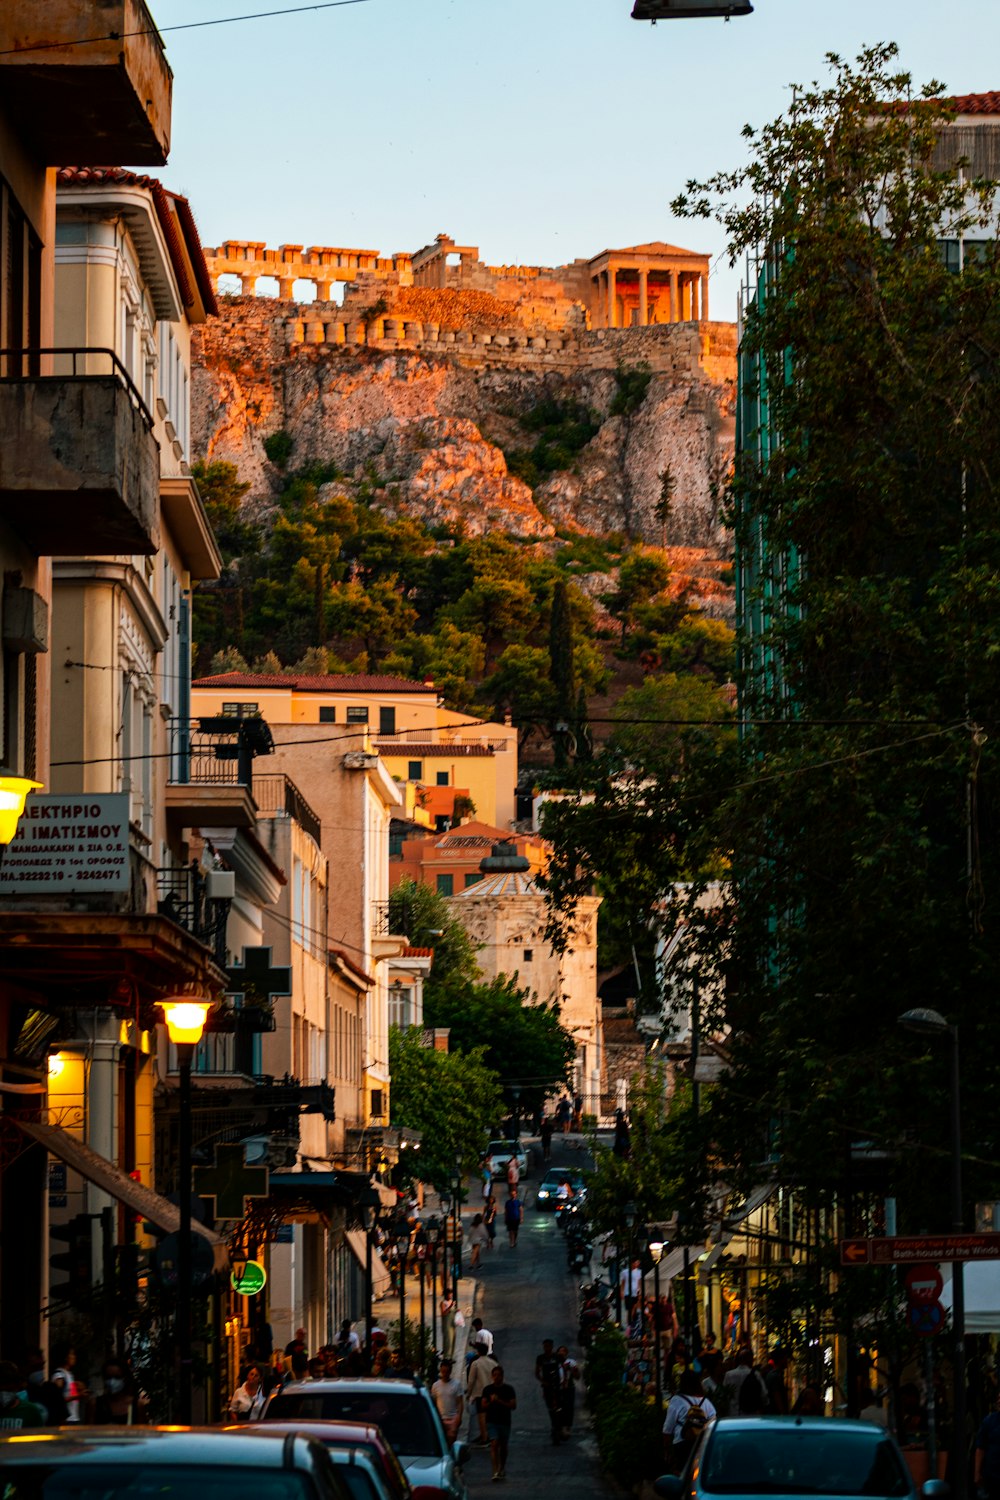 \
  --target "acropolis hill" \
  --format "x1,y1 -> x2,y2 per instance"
193,232 -> 737,591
